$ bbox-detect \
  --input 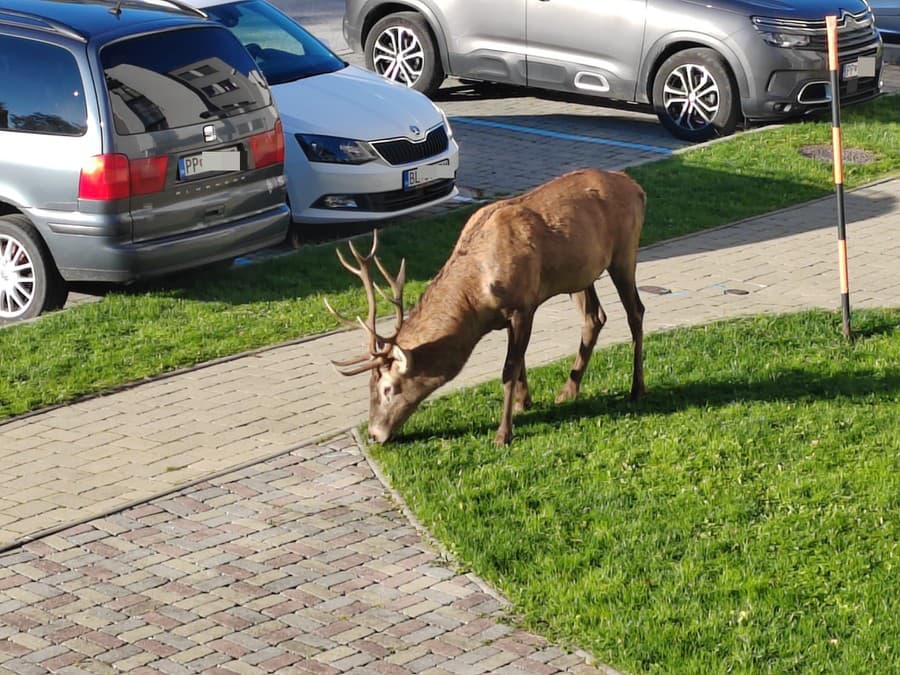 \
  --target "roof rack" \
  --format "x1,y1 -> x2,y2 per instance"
108,0 -> 207,19
0,8 -> 87,41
